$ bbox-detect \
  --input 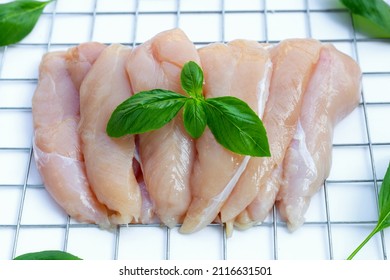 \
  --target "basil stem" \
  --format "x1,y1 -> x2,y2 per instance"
347,162 -> 390,259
